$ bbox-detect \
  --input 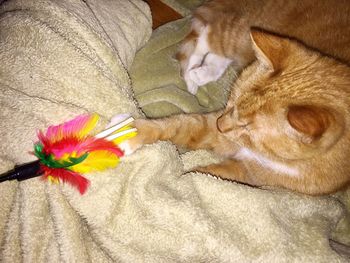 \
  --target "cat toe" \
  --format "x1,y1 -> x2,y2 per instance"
119,141 -> 139,156
189,67 -> 213,86
187,82 -> 199,95
184,76 -> 199,94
